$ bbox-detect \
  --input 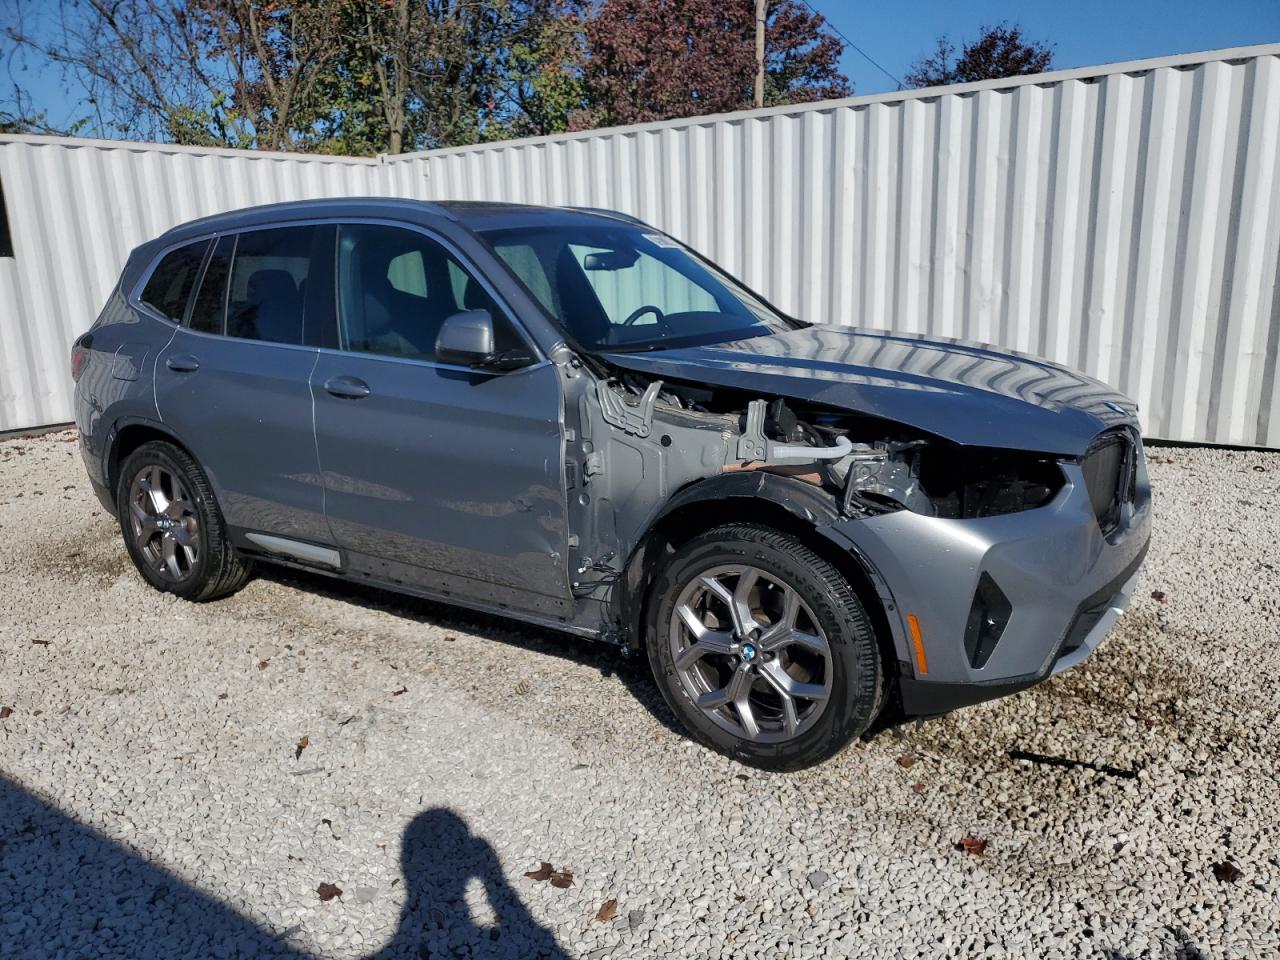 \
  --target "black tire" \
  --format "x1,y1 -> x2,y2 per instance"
646,523 -> 883,771
115,440 -> 252,602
